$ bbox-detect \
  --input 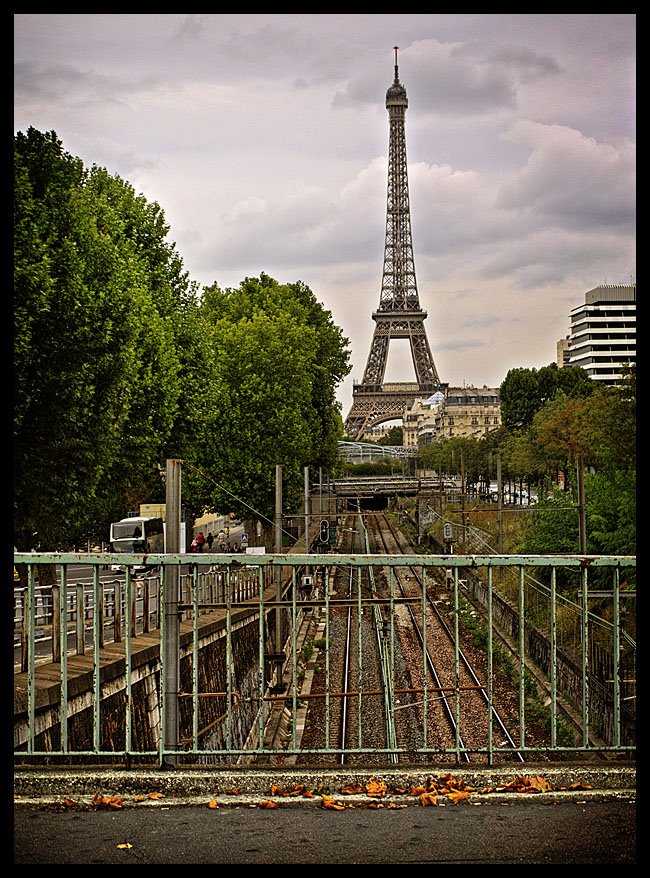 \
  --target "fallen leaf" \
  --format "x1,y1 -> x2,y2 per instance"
366,777 -> 388,798
286,785 -> 309,797
528,776 -> 552,792
419,792 -> 439,807
147,791 -> 165,799
447,790 -> 472,804
340,782 -> 365,795
208,799 -> 219,809
321,795 -> 346,810
258,800 -> 279,809
116,843 -> 132,850
409,785 -> 428,796
92,793 -> 124,810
